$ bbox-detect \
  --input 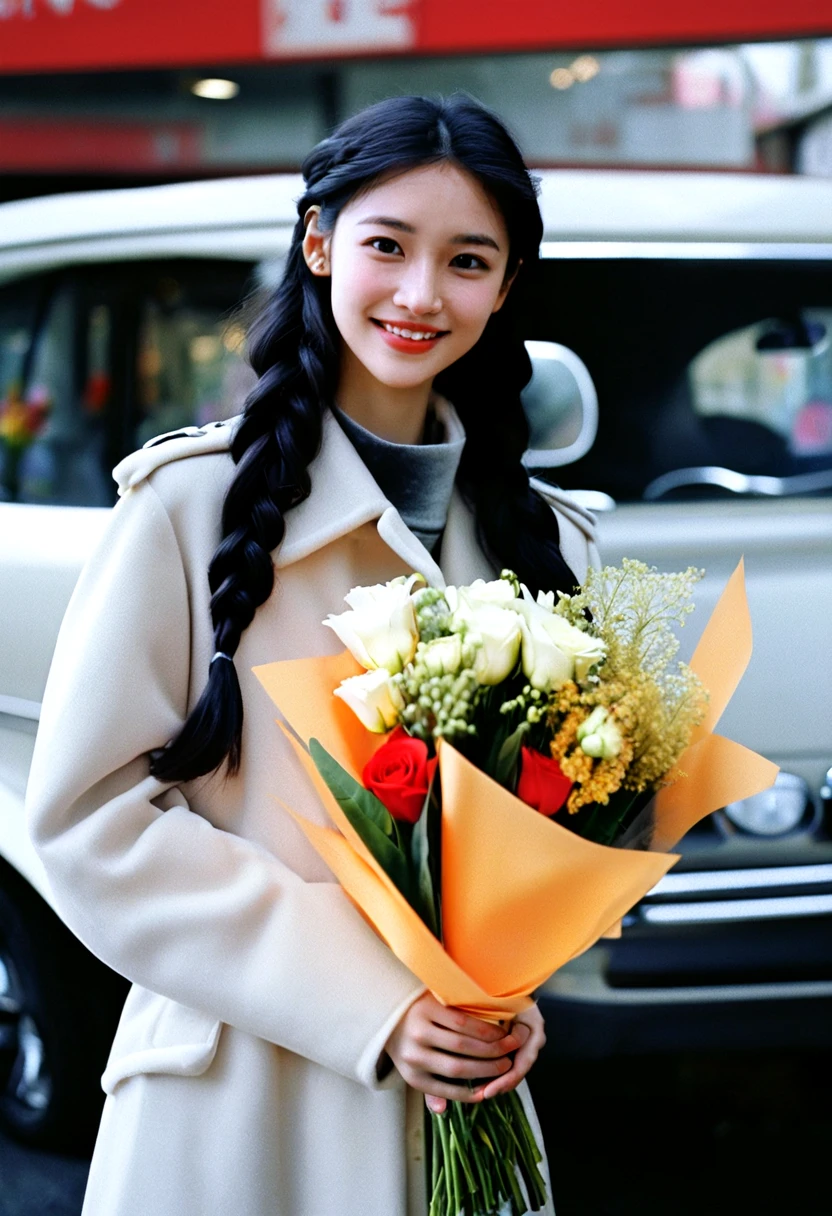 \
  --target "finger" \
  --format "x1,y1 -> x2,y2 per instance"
479,1059 -> 524,1101
425,1094 -> 447,1115
428,1006 -> 508,1042
479,1035 -> 541,1100
478,1022 -> 545,1100
512,1022 -> 532,1046
405,1073 -> 484,1103
418,1047 -> 513,1083
424,1025 -> 523,1060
